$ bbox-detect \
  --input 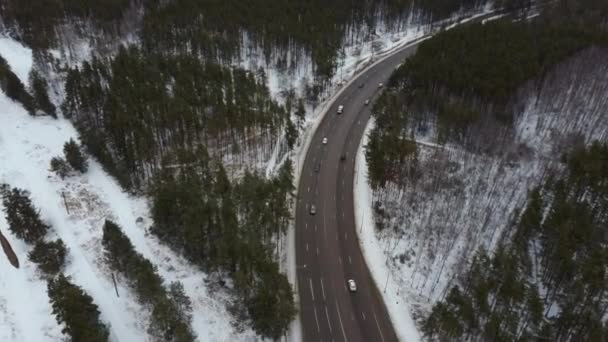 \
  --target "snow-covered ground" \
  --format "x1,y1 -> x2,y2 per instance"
0,36 -> 256,342
354,45 -> 608,335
